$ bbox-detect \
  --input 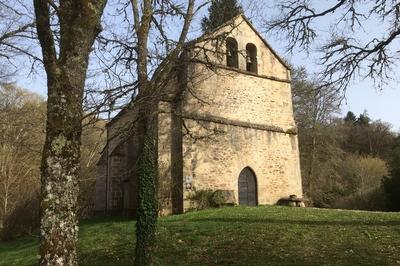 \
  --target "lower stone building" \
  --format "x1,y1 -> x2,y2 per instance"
94,14 -> 303,216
